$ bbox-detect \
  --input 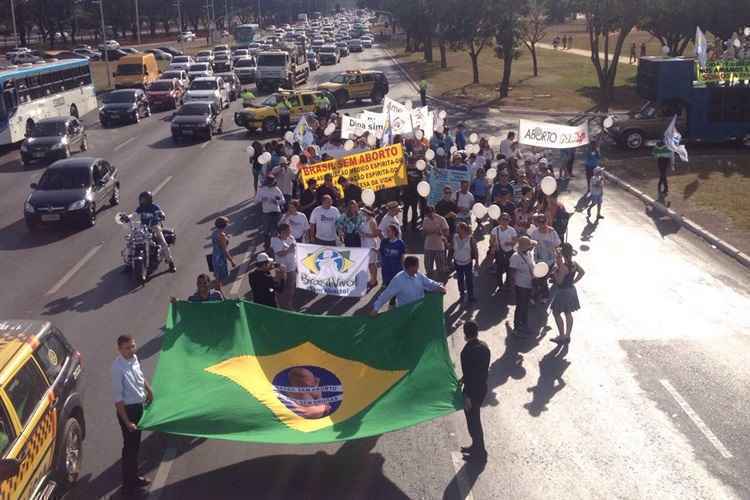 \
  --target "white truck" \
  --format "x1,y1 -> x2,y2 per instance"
255,44 -> 309,92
